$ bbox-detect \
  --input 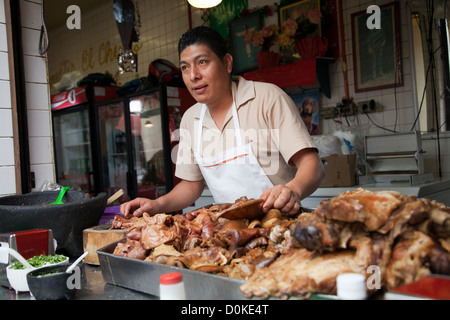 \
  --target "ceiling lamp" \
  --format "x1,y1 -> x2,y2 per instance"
144,117 -> 153,128
188,0 -> 222,9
